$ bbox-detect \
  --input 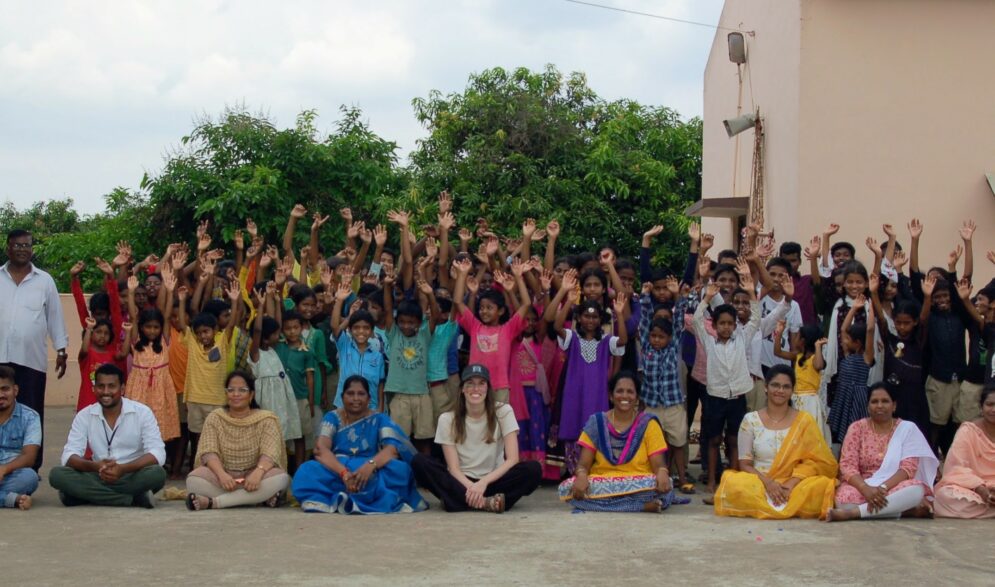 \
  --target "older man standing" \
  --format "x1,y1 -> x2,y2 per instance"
0,229 -> 69,470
